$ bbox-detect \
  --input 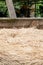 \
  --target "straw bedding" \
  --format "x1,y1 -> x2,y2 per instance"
0,28 -> 43,65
